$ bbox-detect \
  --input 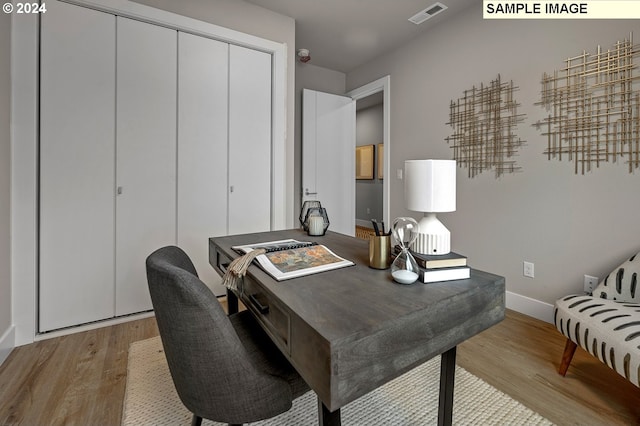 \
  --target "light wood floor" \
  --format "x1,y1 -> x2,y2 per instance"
1,308 -> 638,425
355,225 -> 376,240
